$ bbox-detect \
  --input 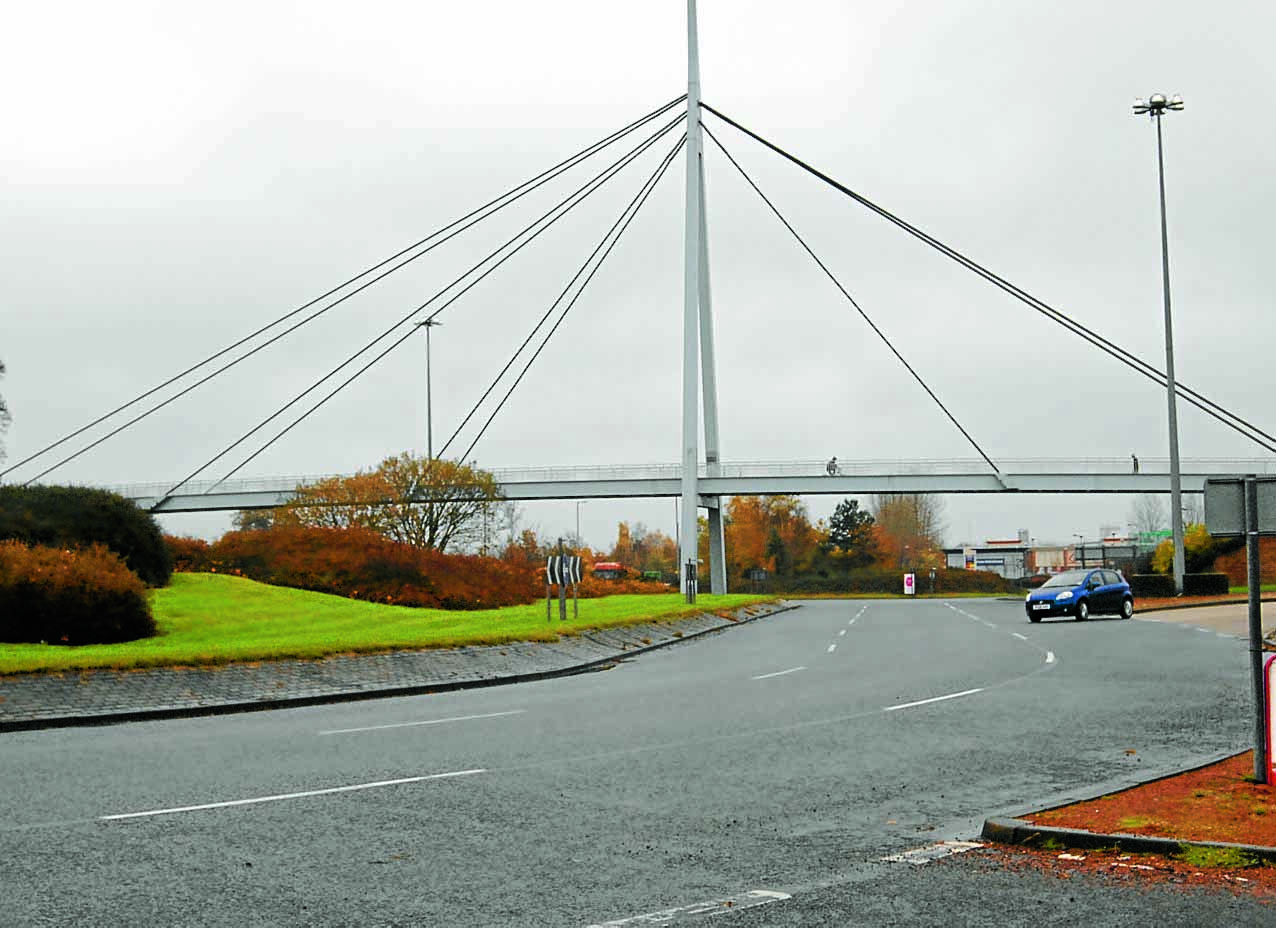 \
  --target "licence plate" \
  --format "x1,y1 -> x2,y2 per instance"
1032,603 -> 1050,611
